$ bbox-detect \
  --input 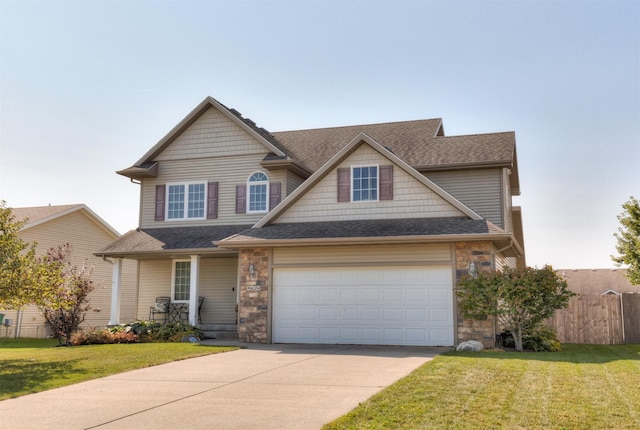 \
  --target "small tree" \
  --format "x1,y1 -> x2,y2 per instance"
38,244 -> 96,345
612,196 -> 640,285
0,201 -> 41,309
457,265 -> 574,351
